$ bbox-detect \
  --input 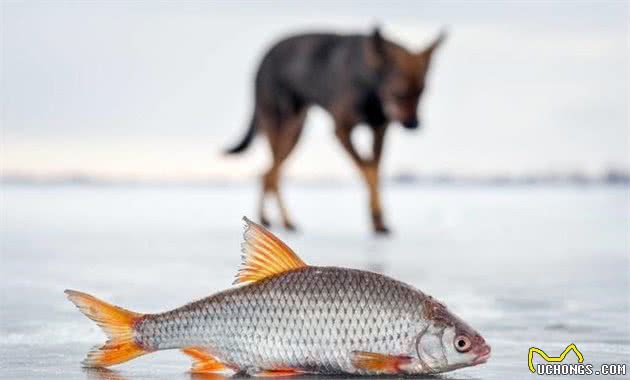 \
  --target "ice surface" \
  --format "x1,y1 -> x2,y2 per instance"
1,184 -> 628,379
